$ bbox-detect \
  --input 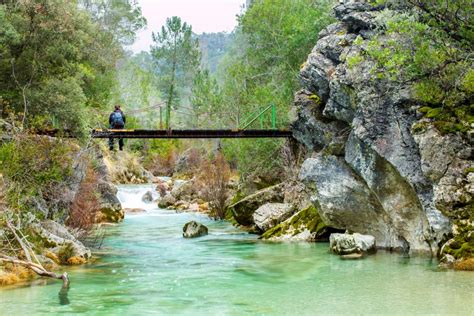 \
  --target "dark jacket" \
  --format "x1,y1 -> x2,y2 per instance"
109,110 -> 126,127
